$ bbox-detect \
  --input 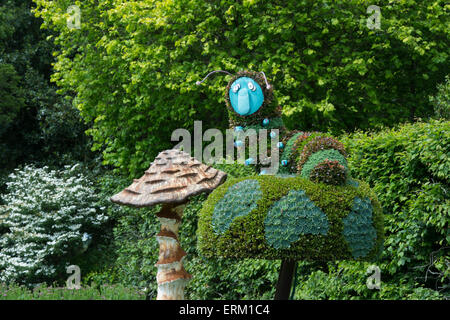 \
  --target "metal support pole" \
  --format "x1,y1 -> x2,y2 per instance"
274,260 -> 296,300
